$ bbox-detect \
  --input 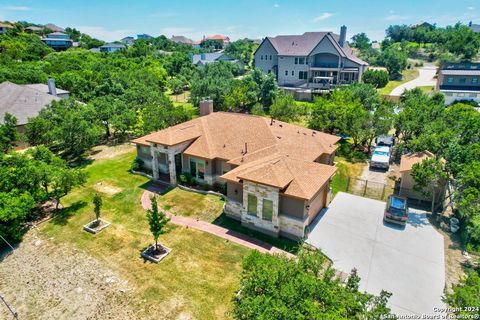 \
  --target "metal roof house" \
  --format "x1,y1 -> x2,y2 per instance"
42,32 -> 73,51
436,62 -> 480,105
254,26 -> 368,92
